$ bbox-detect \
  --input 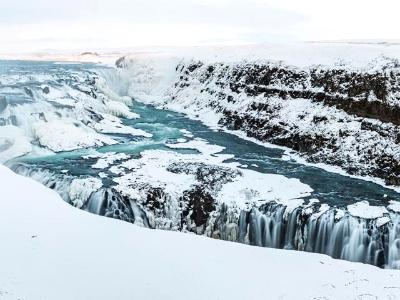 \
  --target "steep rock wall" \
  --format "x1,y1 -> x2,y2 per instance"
165,58 -> 400,186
